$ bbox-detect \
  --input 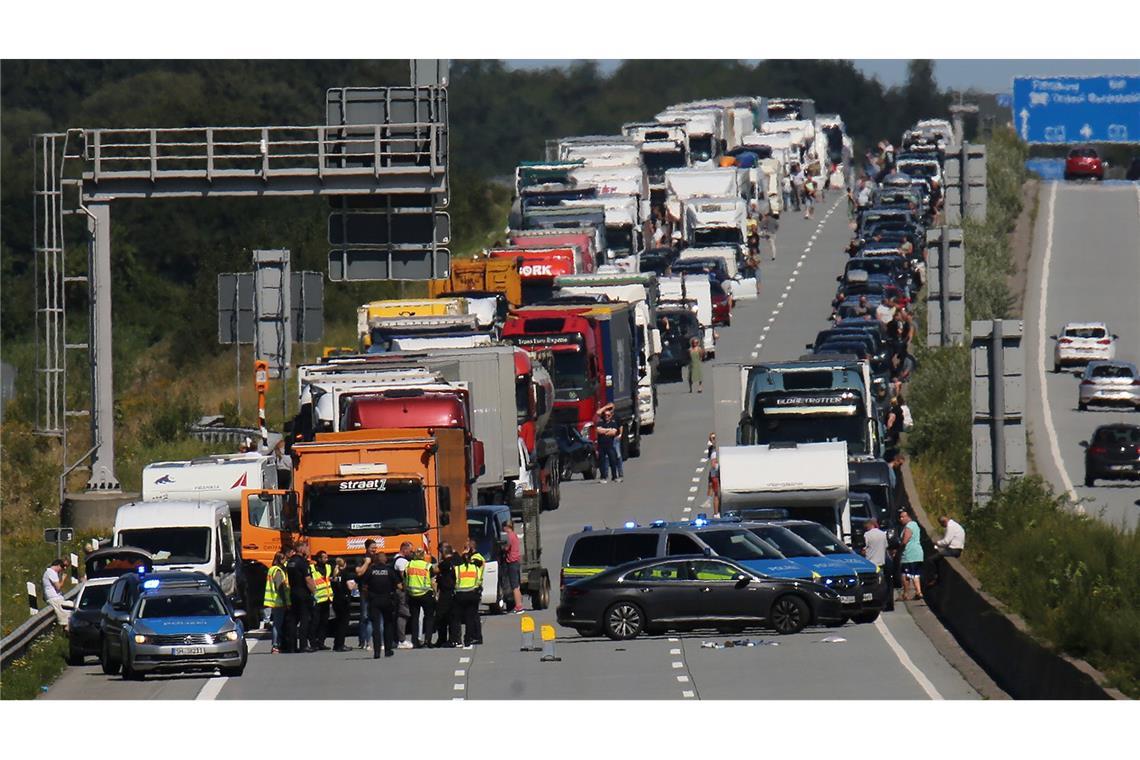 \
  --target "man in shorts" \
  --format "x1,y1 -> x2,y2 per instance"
502,519 -> 525,613
898,510 -> 924,601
